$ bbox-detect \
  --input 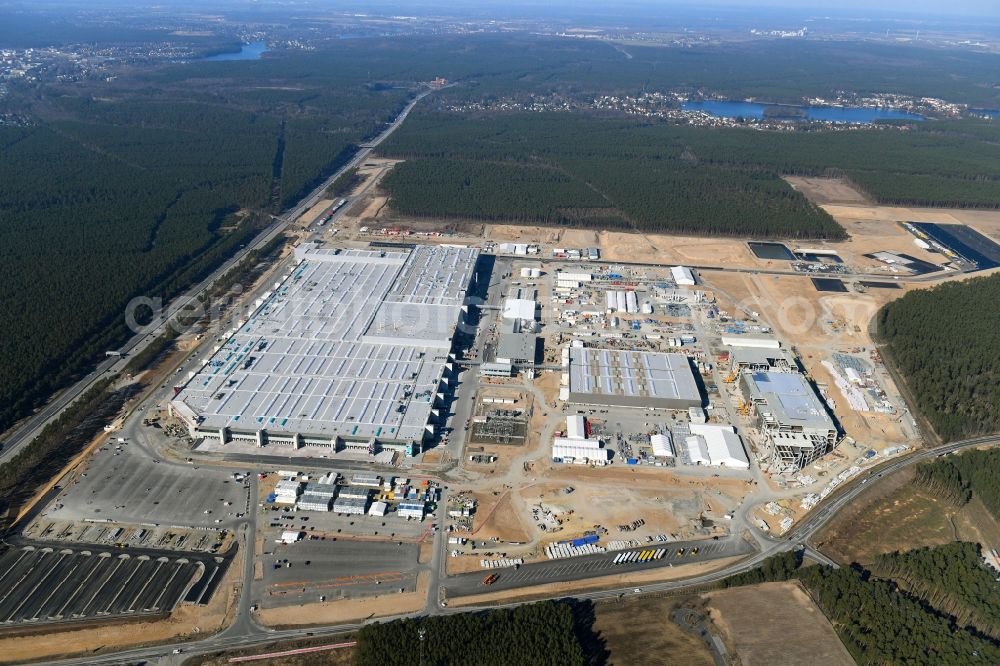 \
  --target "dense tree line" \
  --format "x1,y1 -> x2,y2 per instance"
721,550 -> 1000,664
380,112 -> 1000,234
873,542 -> 1000,638
0,53 -> 412,436
914,448 -> 1000,520
721,550 -> 802,587
354,601 -> 585,666
798,564 -> 1000,665
380,114 -> 843,238
876,274 -> 1000,442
